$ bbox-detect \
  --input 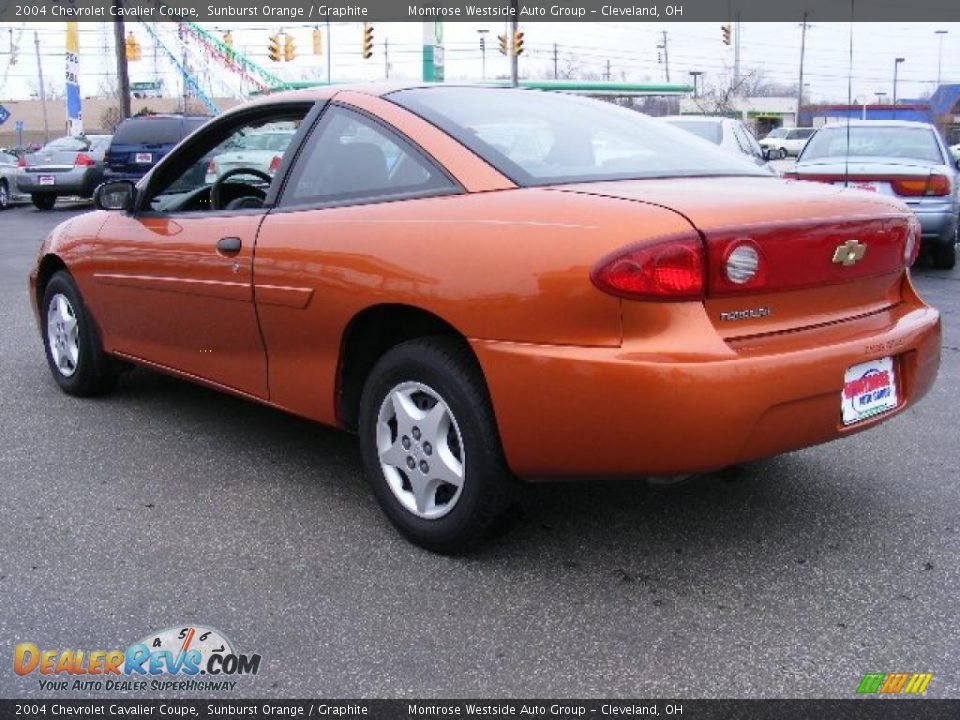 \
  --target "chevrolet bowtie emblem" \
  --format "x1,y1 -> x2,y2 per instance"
832,239 -> 867,266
